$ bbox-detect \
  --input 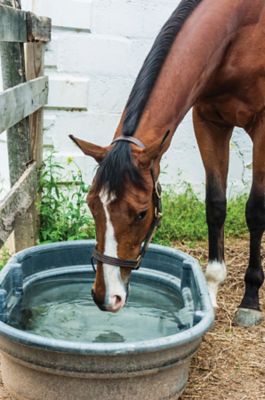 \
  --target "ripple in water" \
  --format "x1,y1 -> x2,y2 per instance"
9,279 -> 188,343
